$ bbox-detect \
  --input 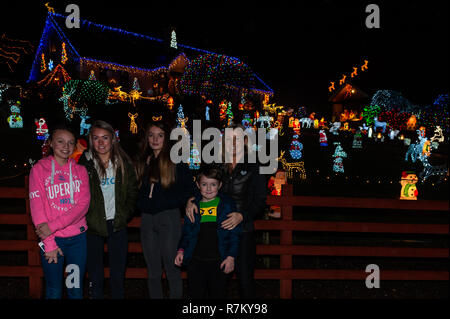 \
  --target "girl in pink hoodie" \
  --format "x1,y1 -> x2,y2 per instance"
29,126 -> 90,299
